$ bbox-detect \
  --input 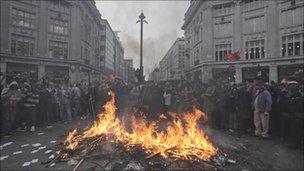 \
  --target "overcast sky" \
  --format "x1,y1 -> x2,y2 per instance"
95,1 -> 189,75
